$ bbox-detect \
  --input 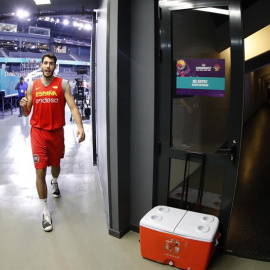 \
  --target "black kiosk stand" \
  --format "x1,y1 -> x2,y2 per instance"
70,78 -> 90,121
